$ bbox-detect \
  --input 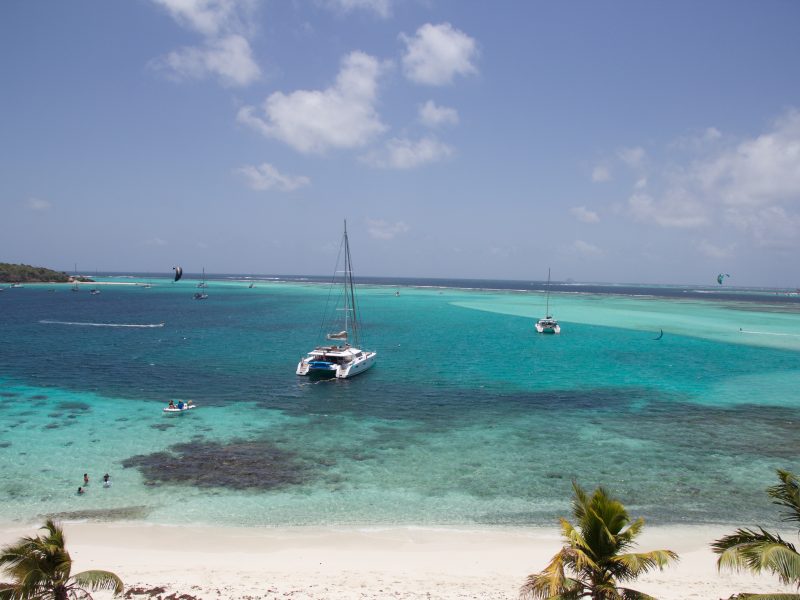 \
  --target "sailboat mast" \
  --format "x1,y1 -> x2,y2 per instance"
343,220 -> 360,348
343,221 -> 349,340
545,268 -> 551,317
